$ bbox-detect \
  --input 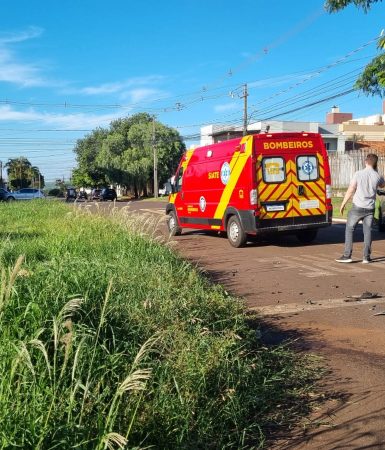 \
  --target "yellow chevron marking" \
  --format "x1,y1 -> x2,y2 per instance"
317,154 -> 325,178
260,159 -> 294,220
306,184 -> 326,208
182,148 -> 195,169
169,193 -> 177,204
214,136 -> 253,220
